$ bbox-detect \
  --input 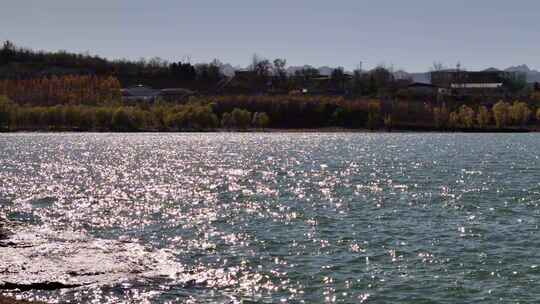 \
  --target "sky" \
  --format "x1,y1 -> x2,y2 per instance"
1,0 -> 539,72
